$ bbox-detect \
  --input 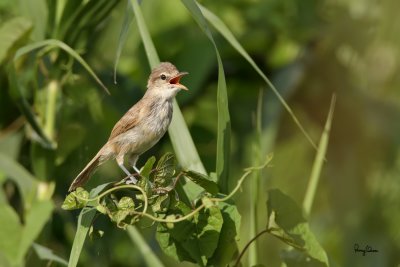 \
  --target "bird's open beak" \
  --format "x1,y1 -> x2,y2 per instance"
169,72 -> 189,90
